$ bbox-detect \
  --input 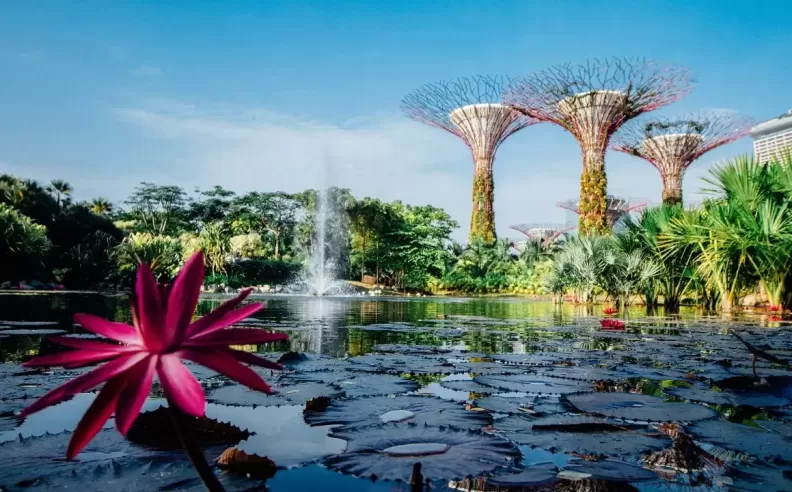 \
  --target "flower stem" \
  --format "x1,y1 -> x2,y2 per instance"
168,402 -> 226,492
